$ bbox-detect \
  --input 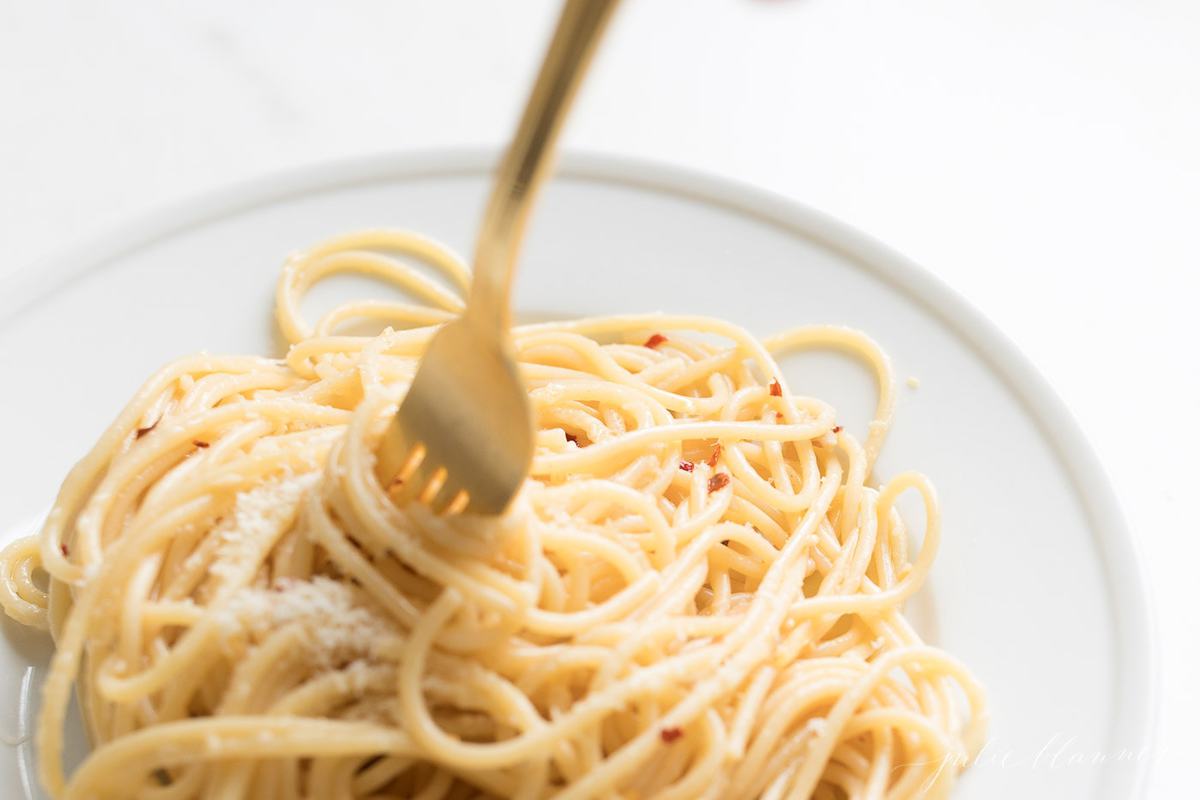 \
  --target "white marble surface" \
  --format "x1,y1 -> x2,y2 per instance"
2,0 -> 1196,794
